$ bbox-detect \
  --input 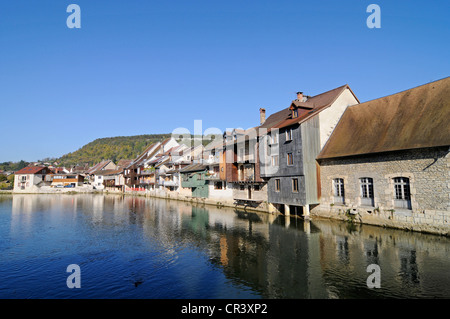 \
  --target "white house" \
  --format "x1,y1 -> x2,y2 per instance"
14,166 -> 52,192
